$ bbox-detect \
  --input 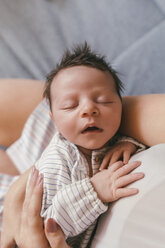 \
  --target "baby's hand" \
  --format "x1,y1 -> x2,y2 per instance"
100,142 -> 136,170
90,160 -> 144,203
